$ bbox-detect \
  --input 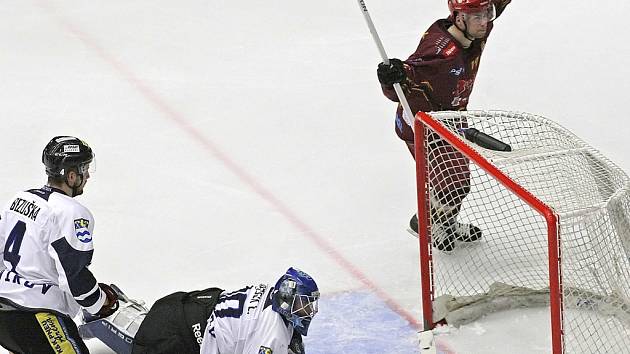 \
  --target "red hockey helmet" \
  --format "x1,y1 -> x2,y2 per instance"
448,0 -> 492,15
